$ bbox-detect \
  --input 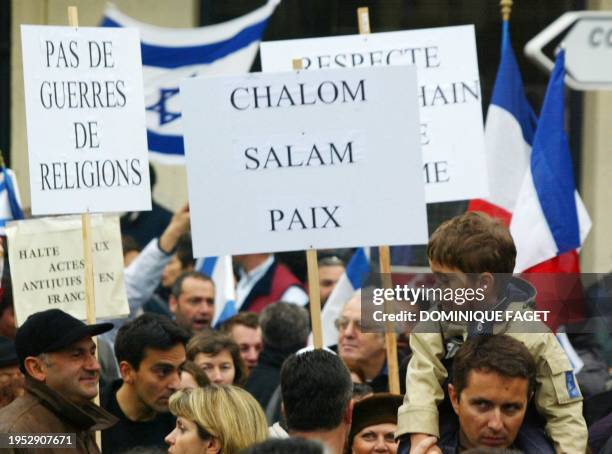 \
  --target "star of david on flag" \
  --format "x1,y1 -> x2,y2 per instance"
101,0 -> 280,164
